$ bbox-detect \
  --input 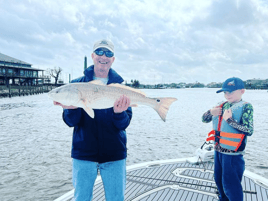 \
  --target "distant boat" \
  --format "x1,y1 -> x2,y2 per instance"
55,141 -> 268,201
